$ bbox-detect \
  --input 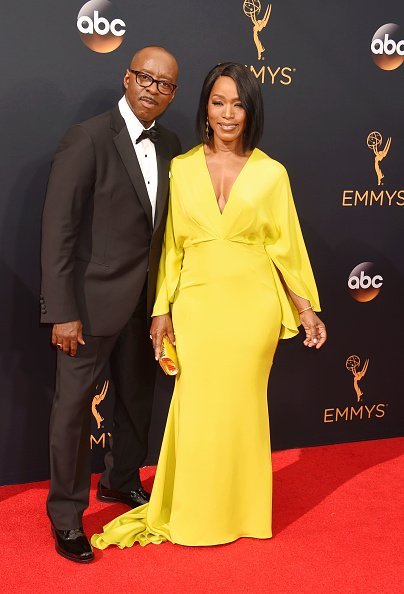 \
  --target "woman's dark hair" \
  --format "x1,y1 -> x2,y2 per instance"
196,62 -> 264,152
